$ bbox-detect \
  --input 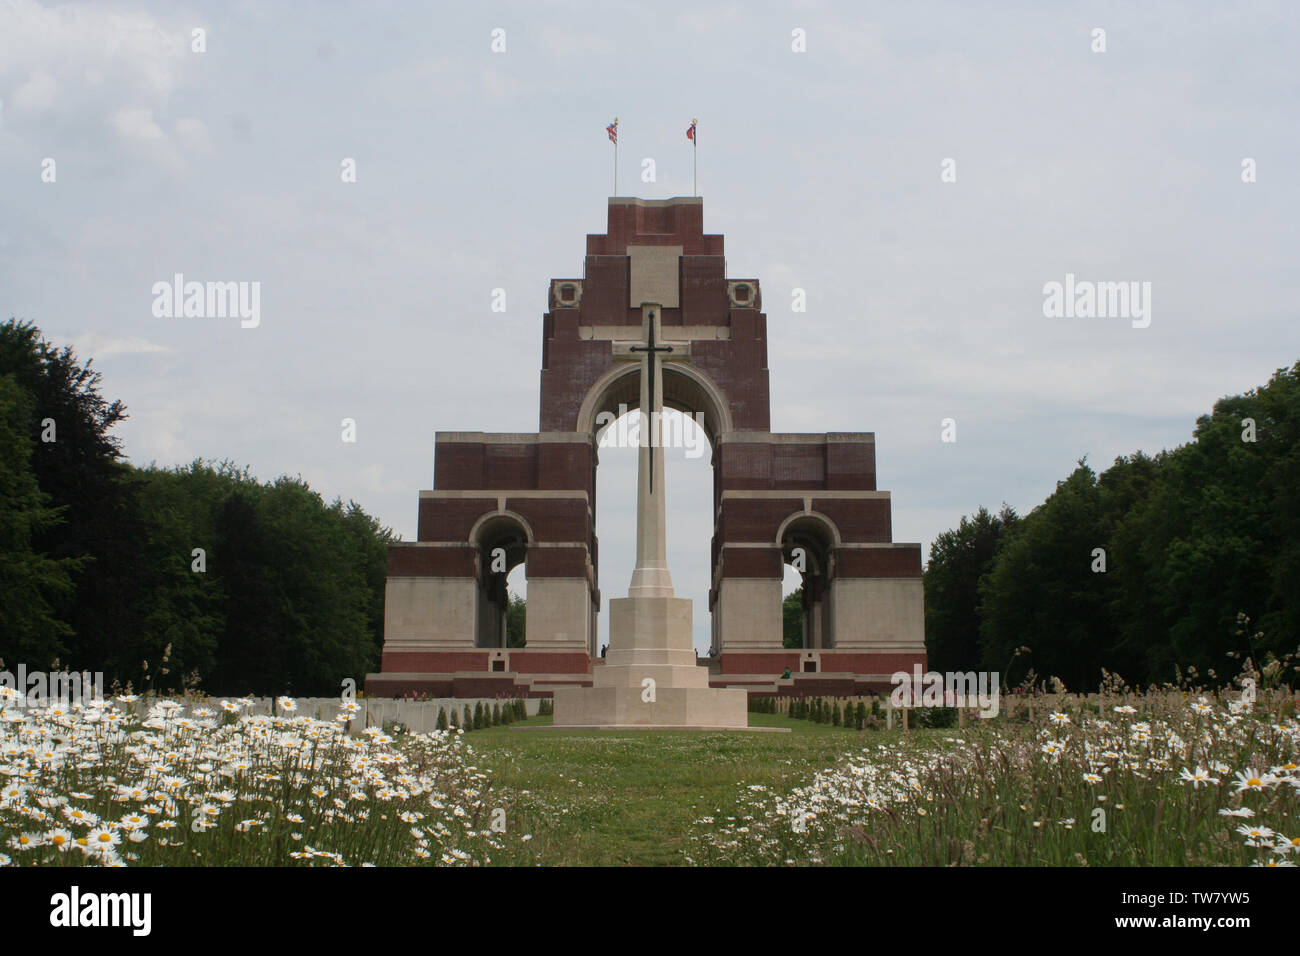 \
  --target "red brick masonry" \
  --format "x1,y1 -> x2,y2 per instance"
720,651 -> 926,674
